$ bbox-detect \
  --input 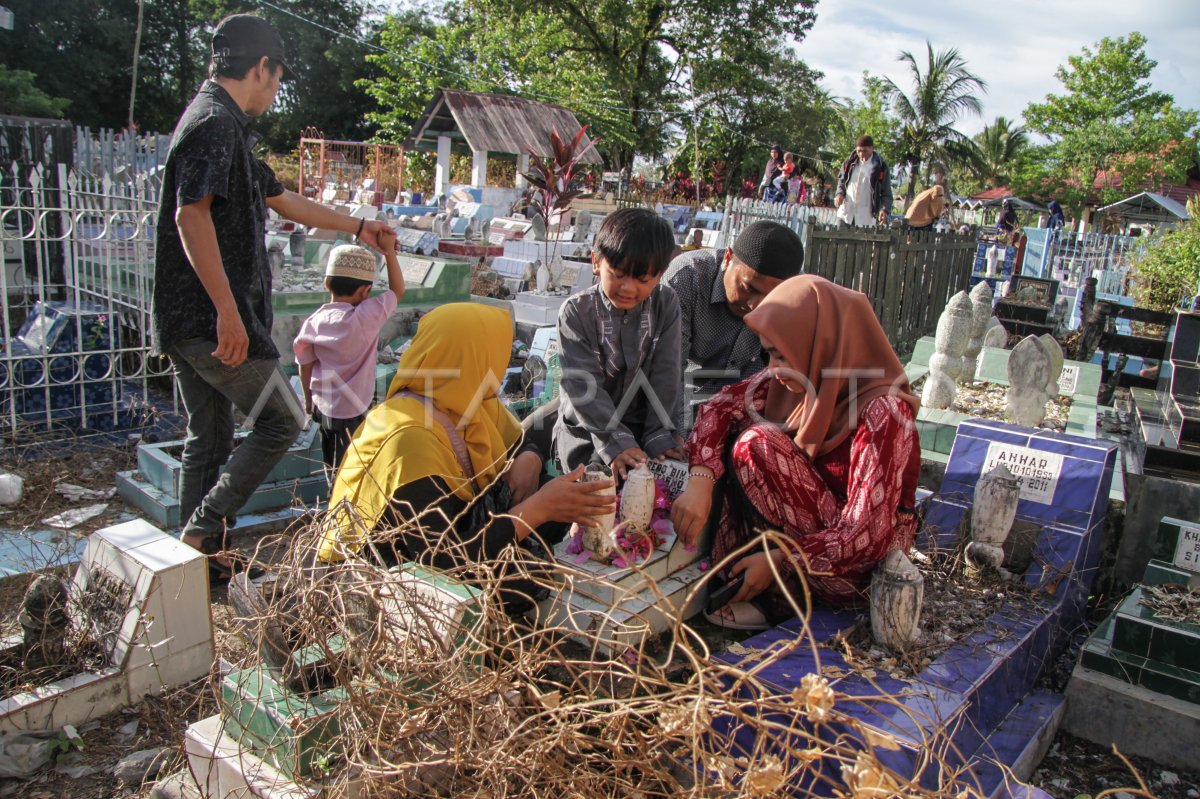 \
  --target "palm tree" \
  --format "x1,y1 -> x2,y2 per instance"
955,116 -> 1029,189
881,43 -> 987,203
